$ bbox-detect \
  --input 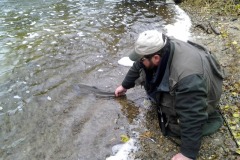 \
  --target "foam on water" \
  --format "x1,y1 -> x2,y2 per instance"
22,41 -> 28,44
0,53 -> 5,61
43,28 -> 54,32
27,33 -> 39,38
13,95 -> 21,99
